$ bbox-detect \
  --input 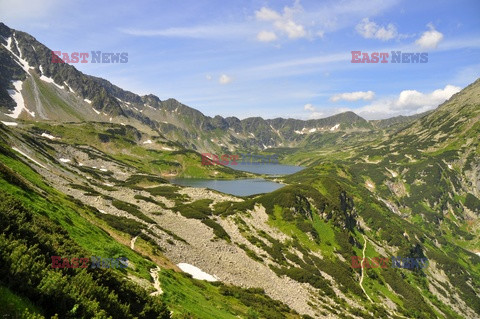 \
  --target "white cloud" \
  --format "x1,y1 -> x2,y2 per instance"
355,85 -> 461,119
304,103 -> 315,111
219,74 -> 232,85
205,74 -> 212,80
256,30 -> 278,42
121,1 -> 398,42
303,103 -> 323,119
415,23 -> 443,49
355,18 -> 397,41
256,7 -> 282,21
331,91 -> 375,102
255,2 -> 307,40
274,19 -> 306,39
